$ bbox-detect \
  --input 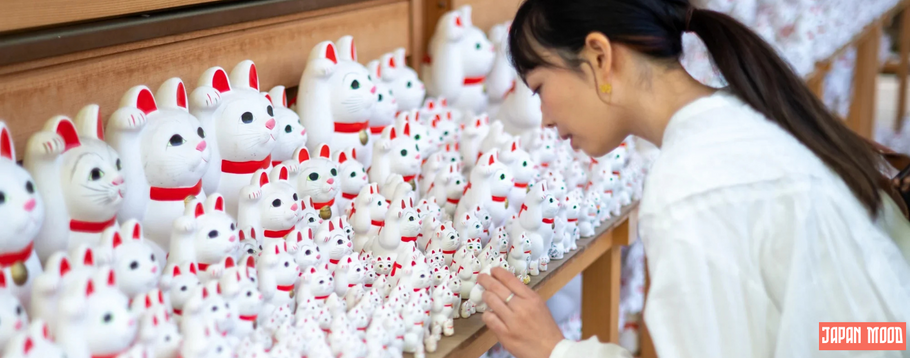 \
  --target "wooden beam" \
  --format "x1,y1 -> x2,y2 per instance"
0,0 -> 220,33
0,0 -> 410,159
847,21 -> 883,139
581,244 -> 622,344
897,8 -> 910,132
